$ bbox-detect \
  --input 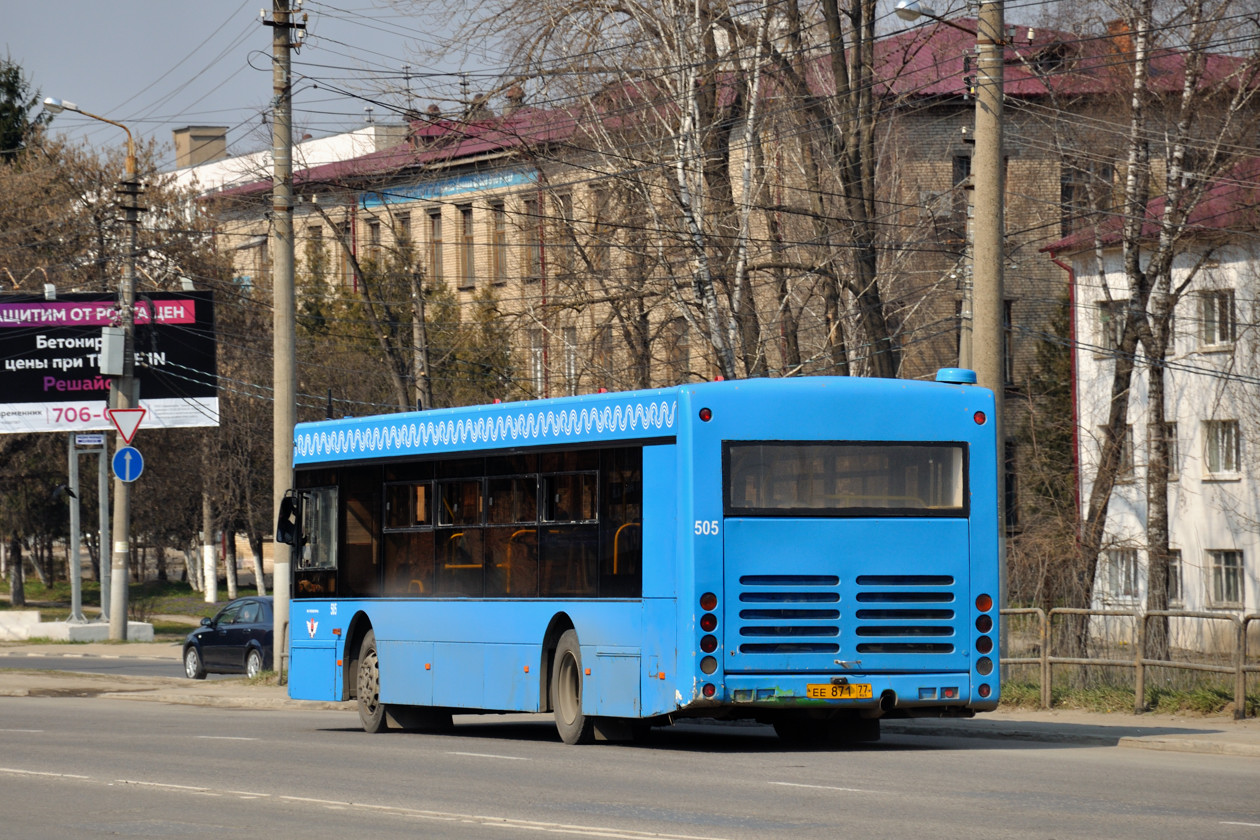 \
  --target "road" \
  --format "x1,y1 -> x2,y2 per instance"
1,694 -> 1258,839
0,650 -> 234,680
